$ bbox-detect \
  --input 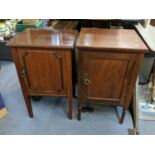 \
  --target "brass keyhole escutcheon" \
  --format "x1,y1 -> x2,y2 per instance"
84,78 -> 91,86
83,73 -> 91,86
